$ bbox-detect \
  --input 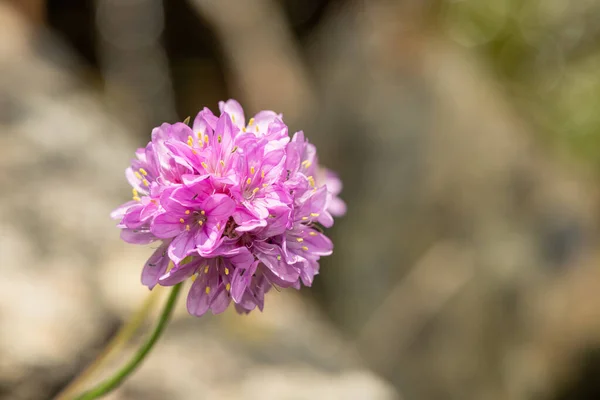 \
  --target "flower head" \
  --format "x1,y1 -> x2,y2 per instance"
112,100 -> 345,316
